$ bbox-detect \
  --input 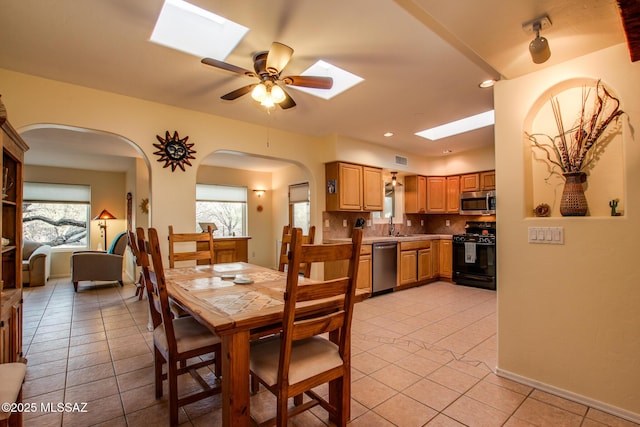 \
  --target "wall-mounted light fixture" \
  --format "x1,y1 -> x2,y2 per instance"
93,209 -> 116,250
253,189 -> 266,198
523,15 -> 552,64
391,172 -> 398,187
